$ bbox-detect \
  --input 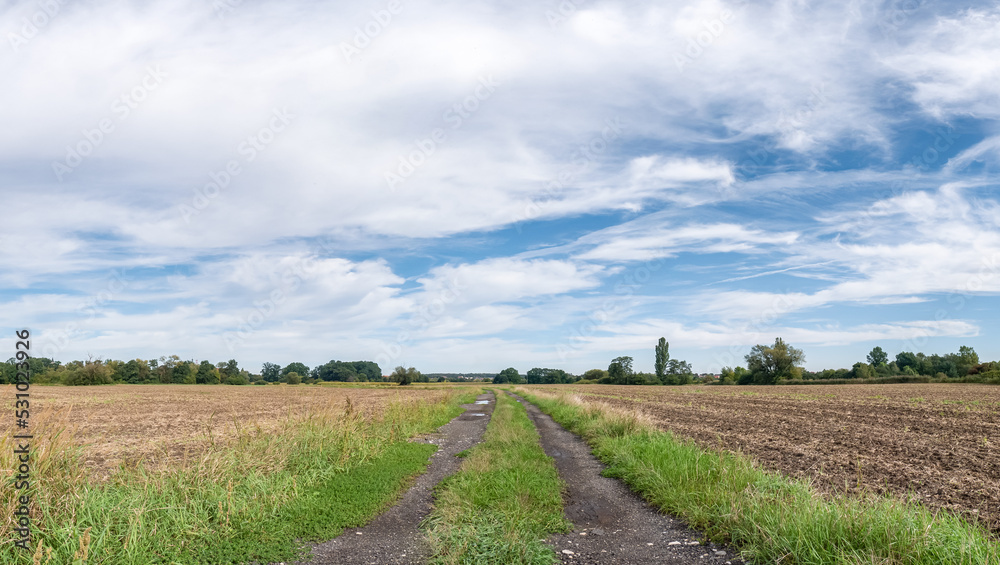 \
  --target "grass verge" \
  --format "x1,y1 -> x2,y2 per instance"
516,387 -> 1000,565
424,390 -> 571,564
1,388 -> 478,564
